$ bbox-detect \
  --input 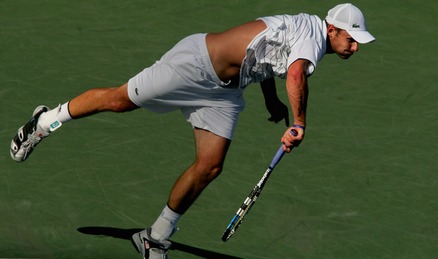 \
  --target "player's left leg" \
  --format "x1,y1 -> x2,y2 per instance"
68,83 -> 138,118
10,83 -> 138,162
